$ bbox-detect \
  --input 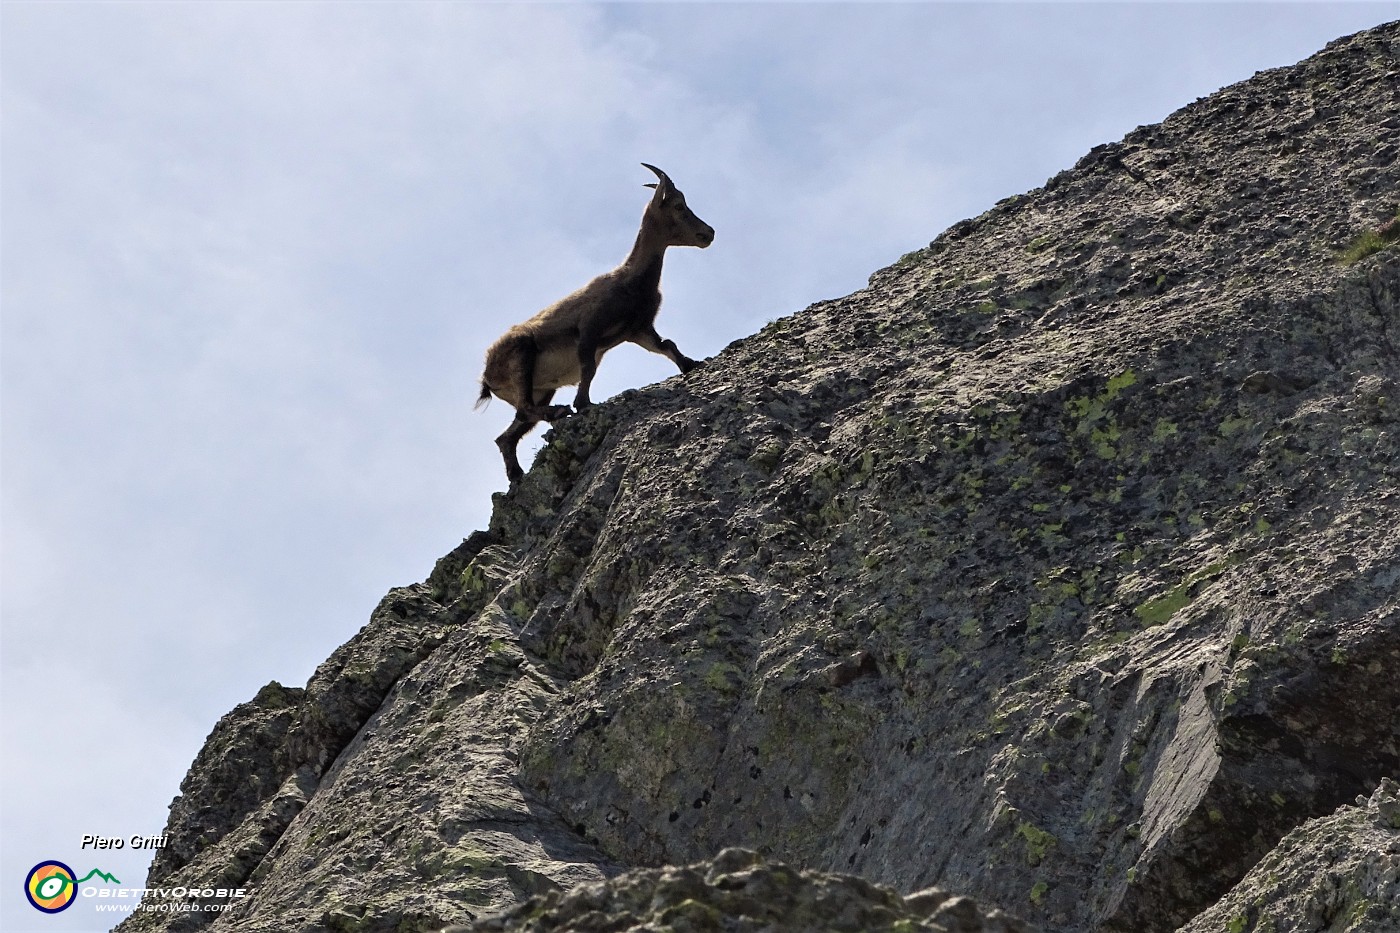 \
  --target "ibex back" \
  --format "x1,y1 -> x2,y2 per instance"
477,164 -> 714,483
